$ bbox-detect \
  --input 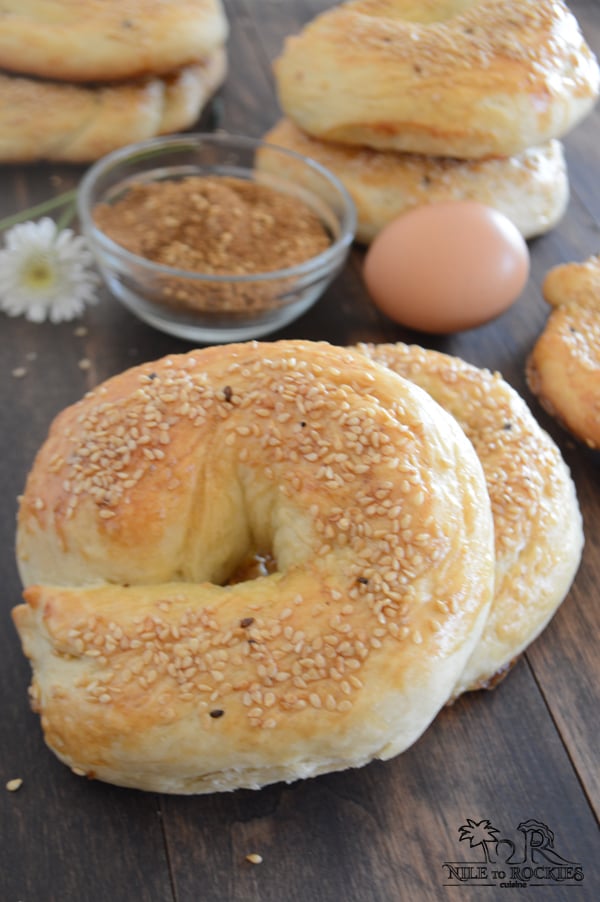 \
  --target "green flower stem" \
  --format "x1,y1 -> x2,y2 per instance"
0,188 -> 78,231
55,199 -> 78,231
